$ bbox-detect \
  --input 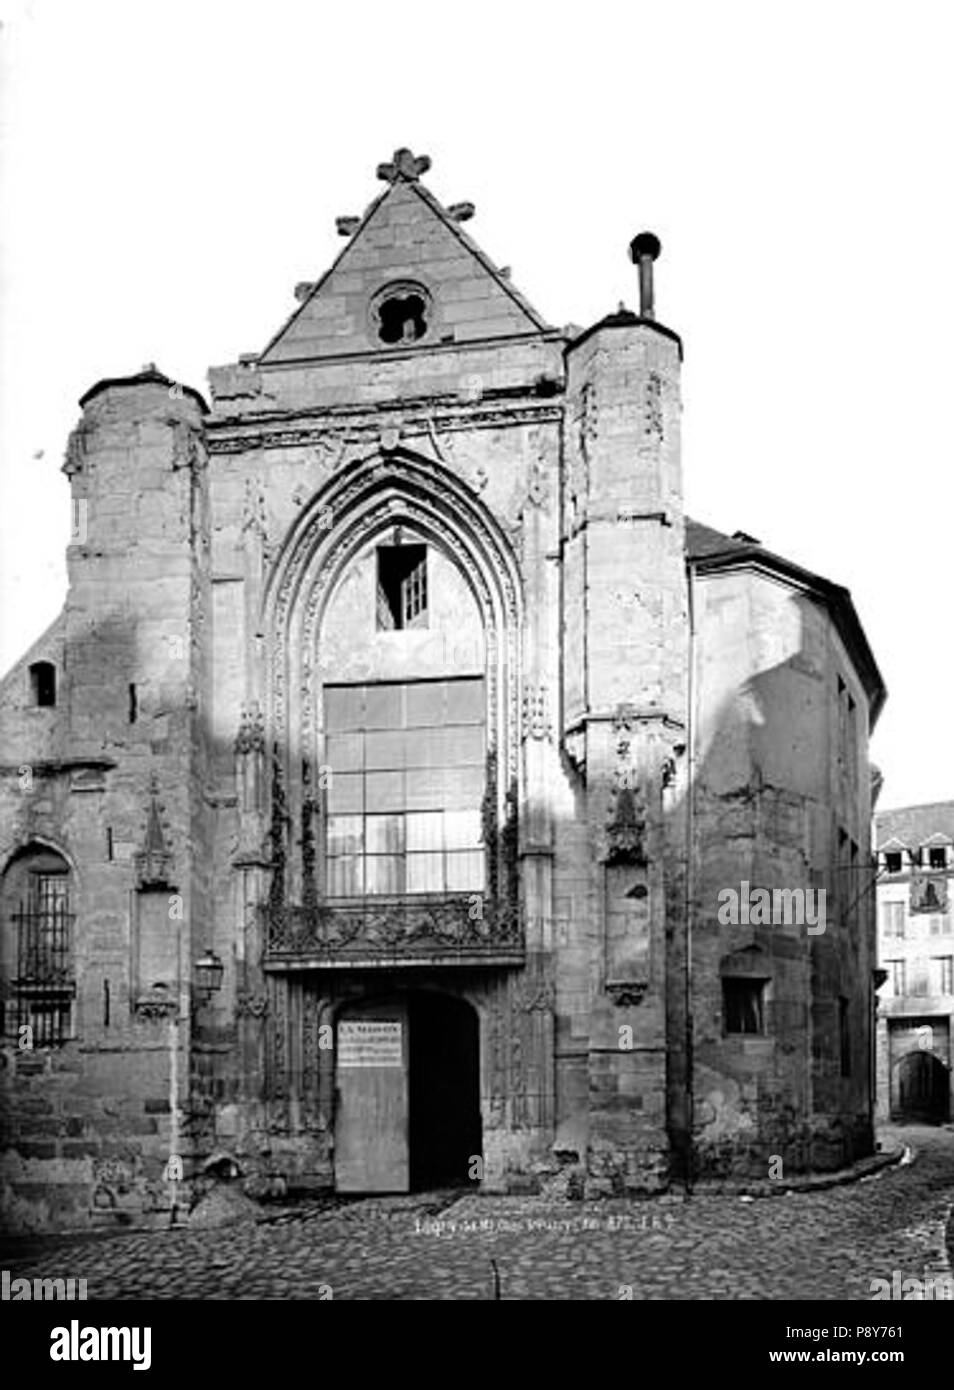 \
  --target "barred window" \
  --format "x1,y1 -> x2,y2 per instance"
1,849 -> 75,1046
324,678 -> 485,896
